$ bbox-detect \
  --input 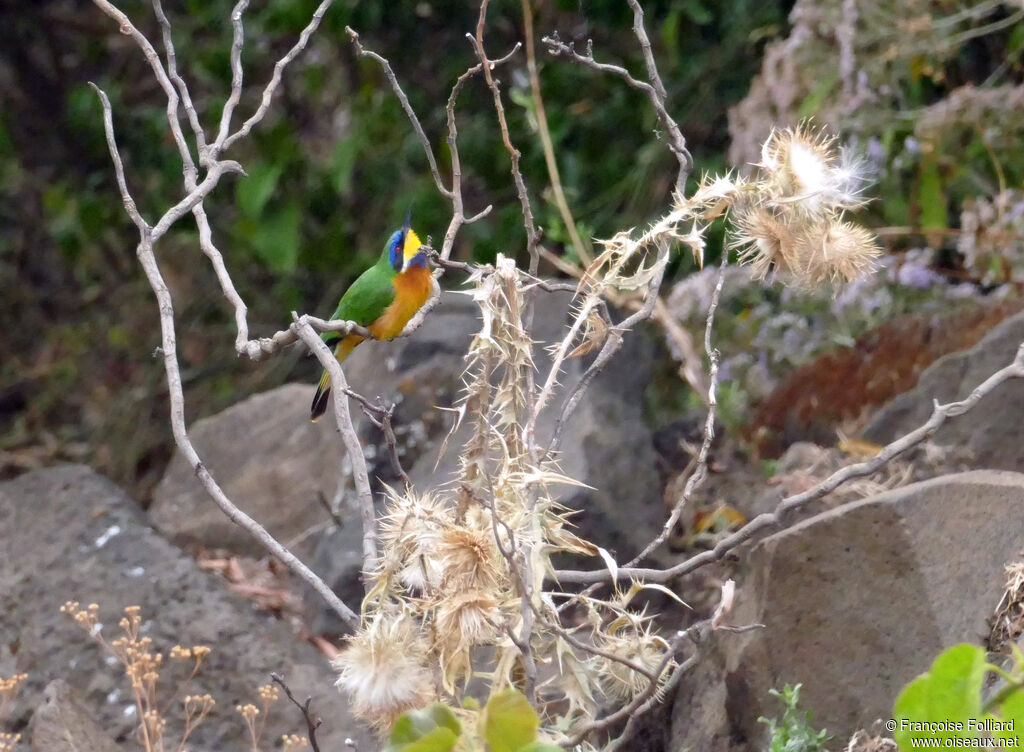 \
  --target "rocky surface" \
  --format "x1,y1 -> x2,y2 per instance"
671,470 -> 1024,749
28,681 -> 121,752
150,384 -> 341,557
0,465 -> 371,751
863,311 -> 1024,470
